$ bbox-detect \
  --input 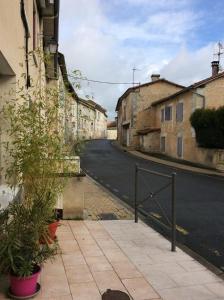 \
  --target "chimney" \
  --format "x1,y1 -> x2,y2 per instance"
211,61 -> 219,76
151,74 -> 160,82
